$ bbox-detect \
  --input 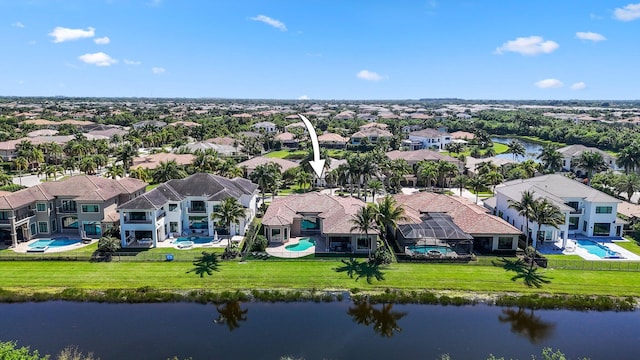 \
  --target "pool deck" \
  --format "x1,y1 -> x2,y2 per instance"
538,237 -> 640,261
155,236 -> 241,250
11,236 -> 95,254
266,236 -> 317,258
